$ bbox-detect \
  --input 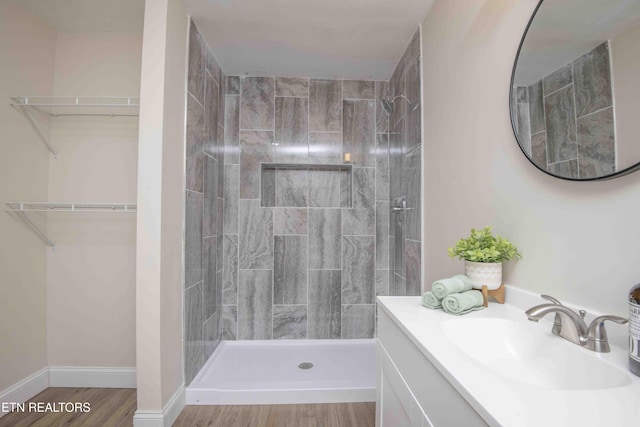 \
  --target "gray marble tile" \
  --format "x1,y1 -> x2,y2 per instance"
308,270 -> 341,339
204,74 -> 219,158
577,107 -> 615,179
341,305 -> 375,339
222,234 -> 238,305
184,282 -> 203,384
343,168 -> 375,235
376,201 -> 390,269
309,79 -> 342,132
203,313 -> 220,359
185,191 -> 203,288
343,80 -> 375,100
375,81 -> 389,134
223,165 -> 239,234
340,169 -> 352,208
274,97 -> 309,162
343,100 -> 376,167
238,199 -> 273,270
308,170 -> 341,208
203,157 -> 217,238
188,22 -> 205,104
226,76 -> 240,95
261,167 -> 276,208
273,305 -> 307,339
276,77 -> 309,97
205,48 -> 221,86
516,102 -> 532,155
392,274 -> 406,296
275,169 -> 308,207
274,236 -> 308,305
376,270 -> 390,296
216,198 -> 224,268
403,28 -> 421,69
240,77 -> 275,130
186,93 -> 205,193
516,86 -> 528,103
352,166 -> 375,208
573,42 -> 612,118
308,209 -> 341,269
222,305 -> 237,340
405,104 -> 421,153
405,239 -> 421,296
274,208 -> 308,235
390,62 -> 405,125
224,95 -> 240,164
528,80 -> 545,134
389,121 -> 404,200
531,132 -> 547,169
343,208 -> 375,236
388,234 -> 395,275
545,85 -> 577,163
218,72 -> 226,130
238,270 -> 273,340
548,159 -> 579,179
543,63 -> 573,94
341,236 -> 375,304
239,130 -> 274,199
203,236 -> 218,319
405,147 -> 421,241
393,209 -> 405,278
376,134 -> 389,201
308,132 -> 342,164
405,56 -> 420,110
